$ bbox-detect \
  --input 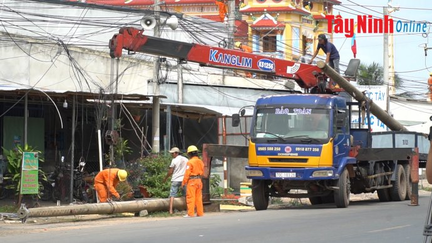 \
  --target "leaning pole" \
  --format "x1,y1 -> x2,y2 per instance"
317,60 -> 406,131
